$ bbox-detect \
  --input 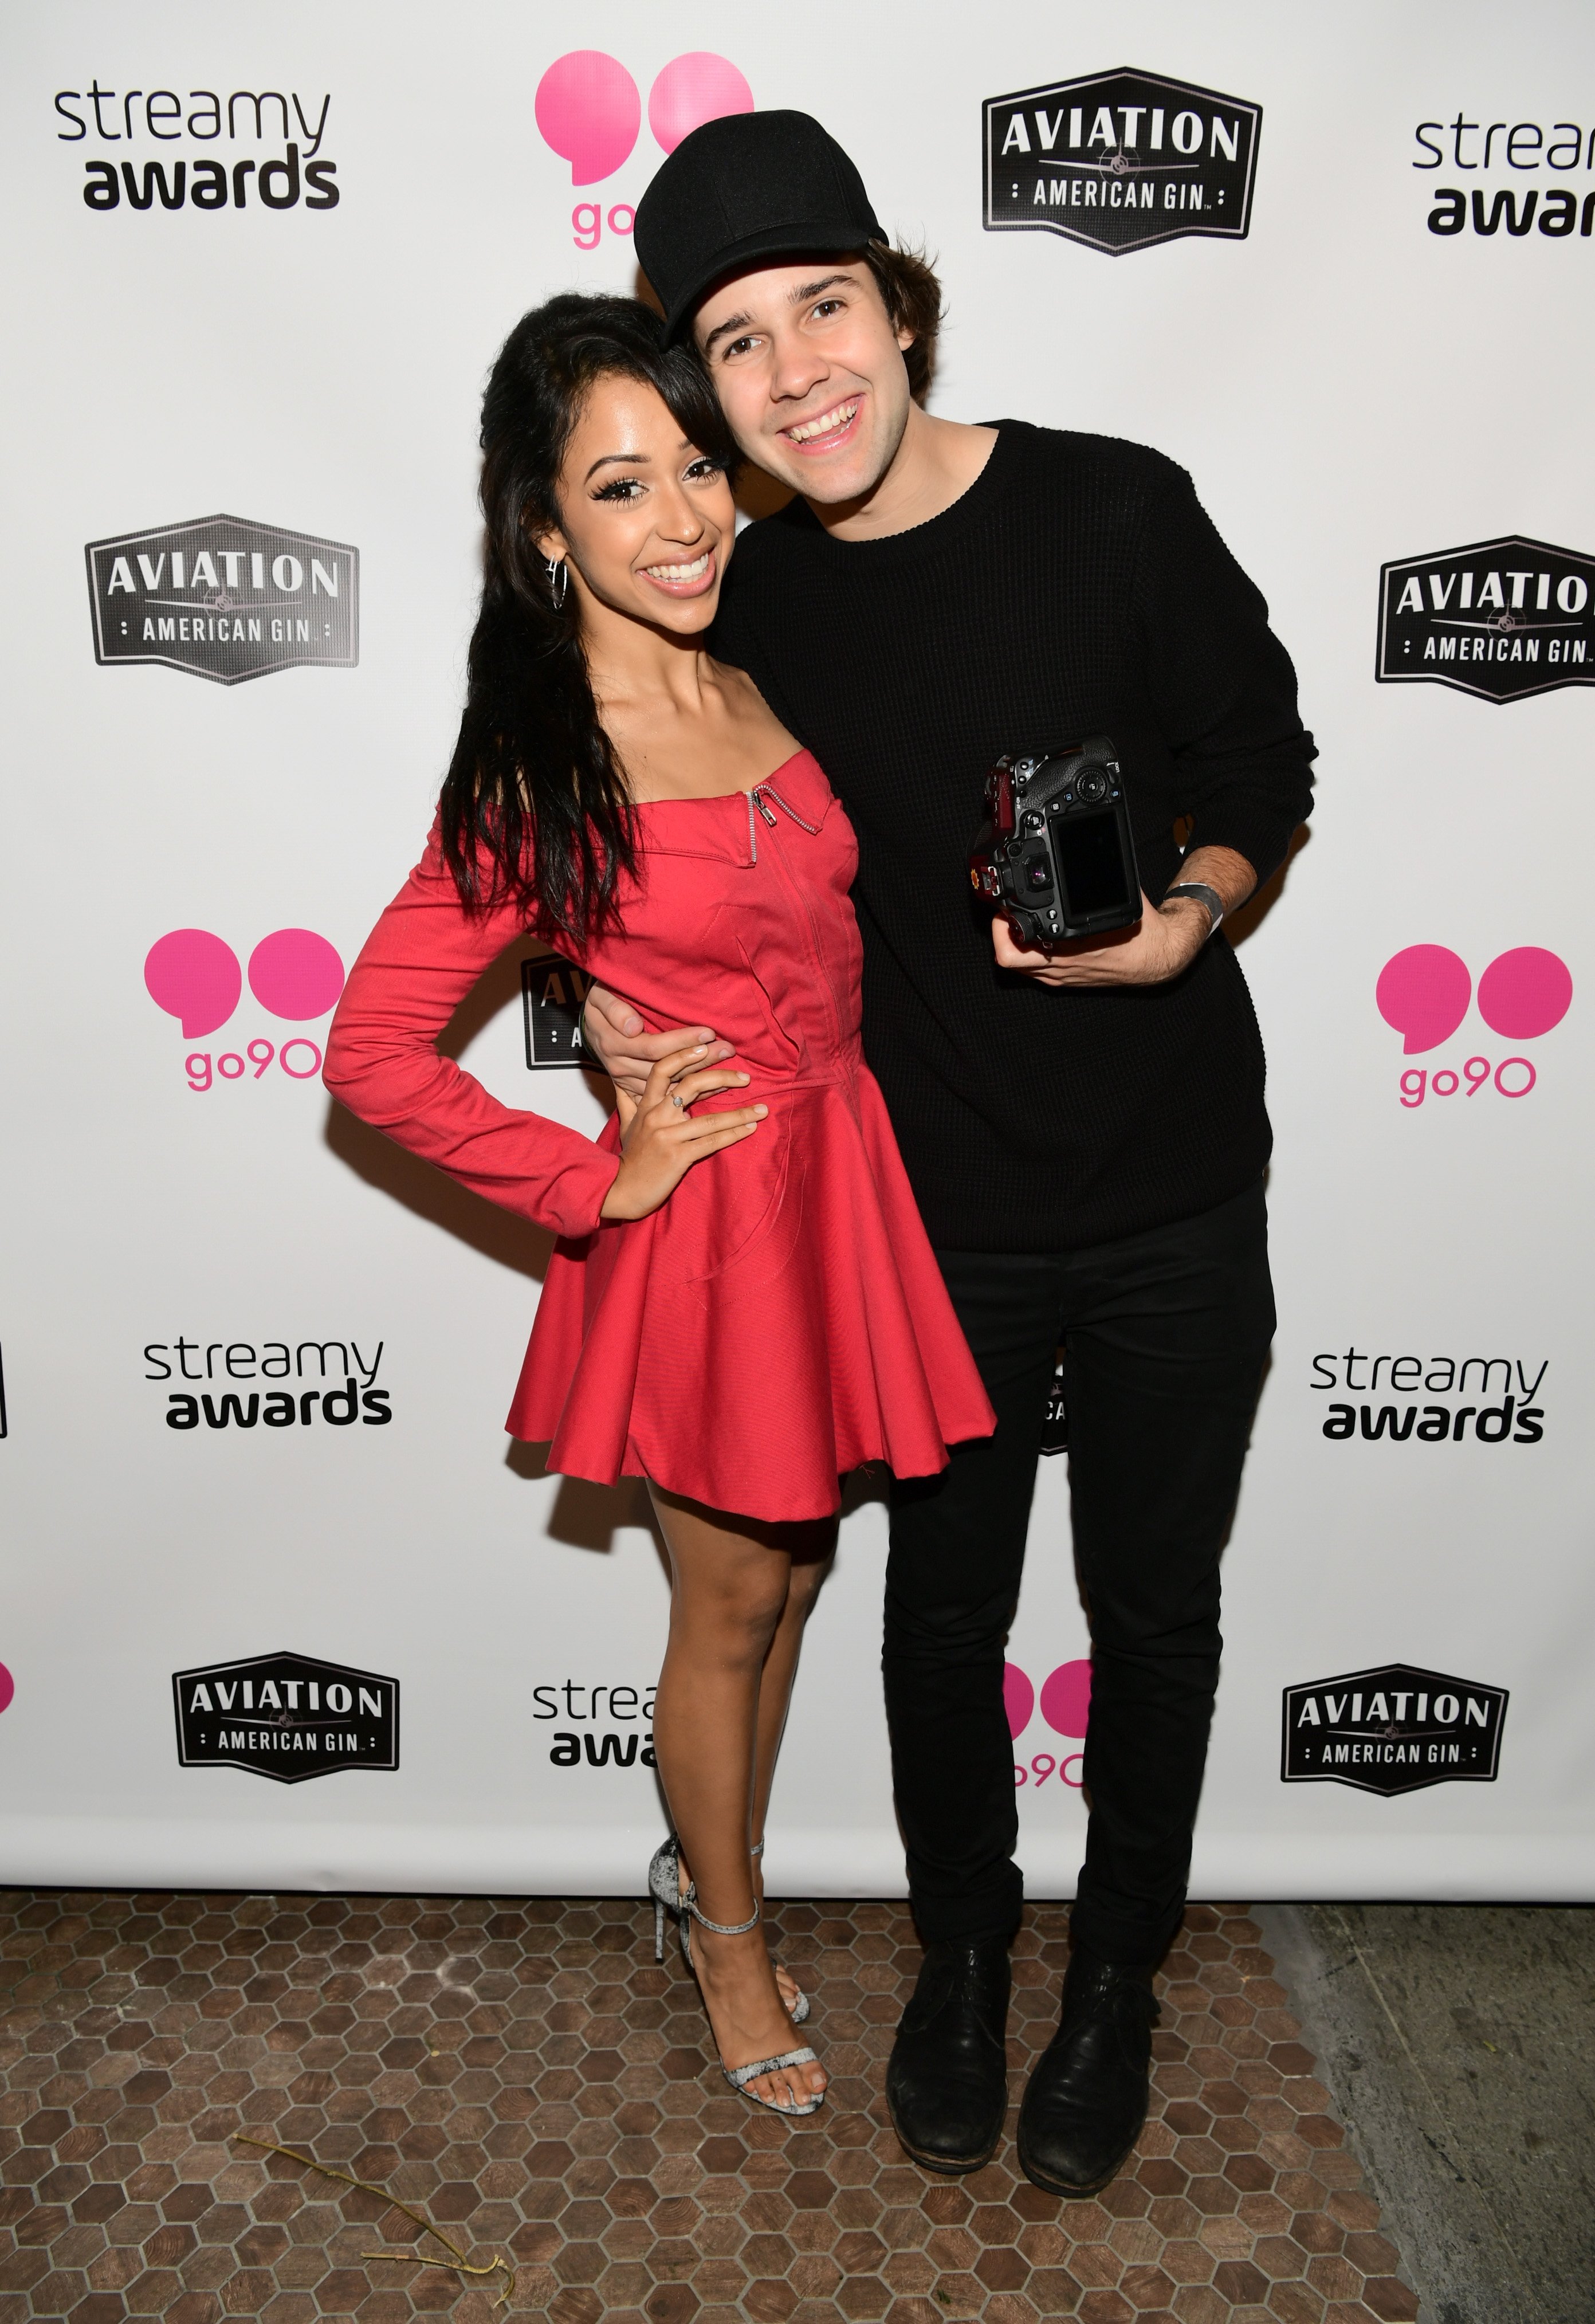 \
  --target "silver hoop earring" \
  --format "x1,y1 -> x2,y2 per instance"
547,556 -> 568,611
